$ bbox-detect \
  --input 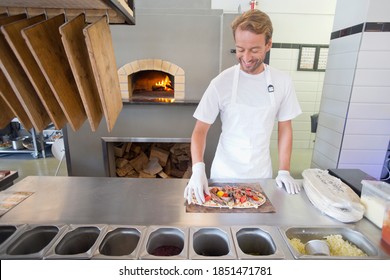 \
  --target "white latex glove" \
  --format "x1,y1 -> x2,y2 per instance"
184,162 -> 210,204
275,170 -> 301,194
